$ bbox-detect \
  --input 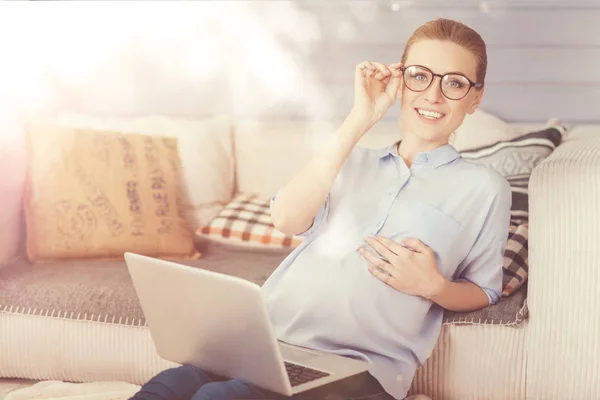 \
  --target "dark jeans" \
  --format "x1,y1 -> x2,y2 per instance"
130,365 -> 395,400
